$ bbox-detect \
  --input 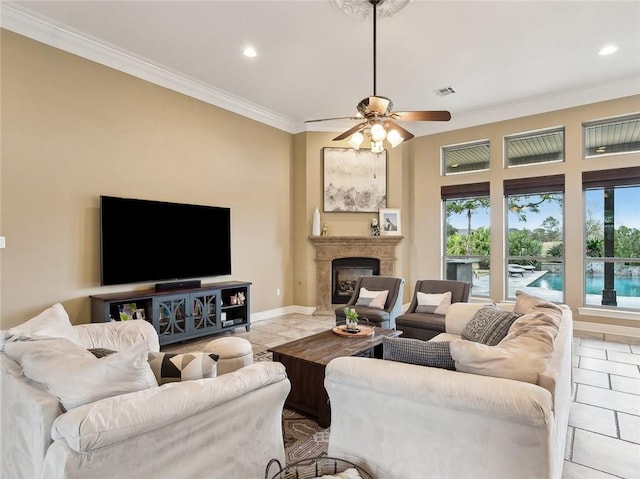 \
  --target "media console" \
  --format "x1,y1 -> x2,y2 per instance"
90,281 -> 251,346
